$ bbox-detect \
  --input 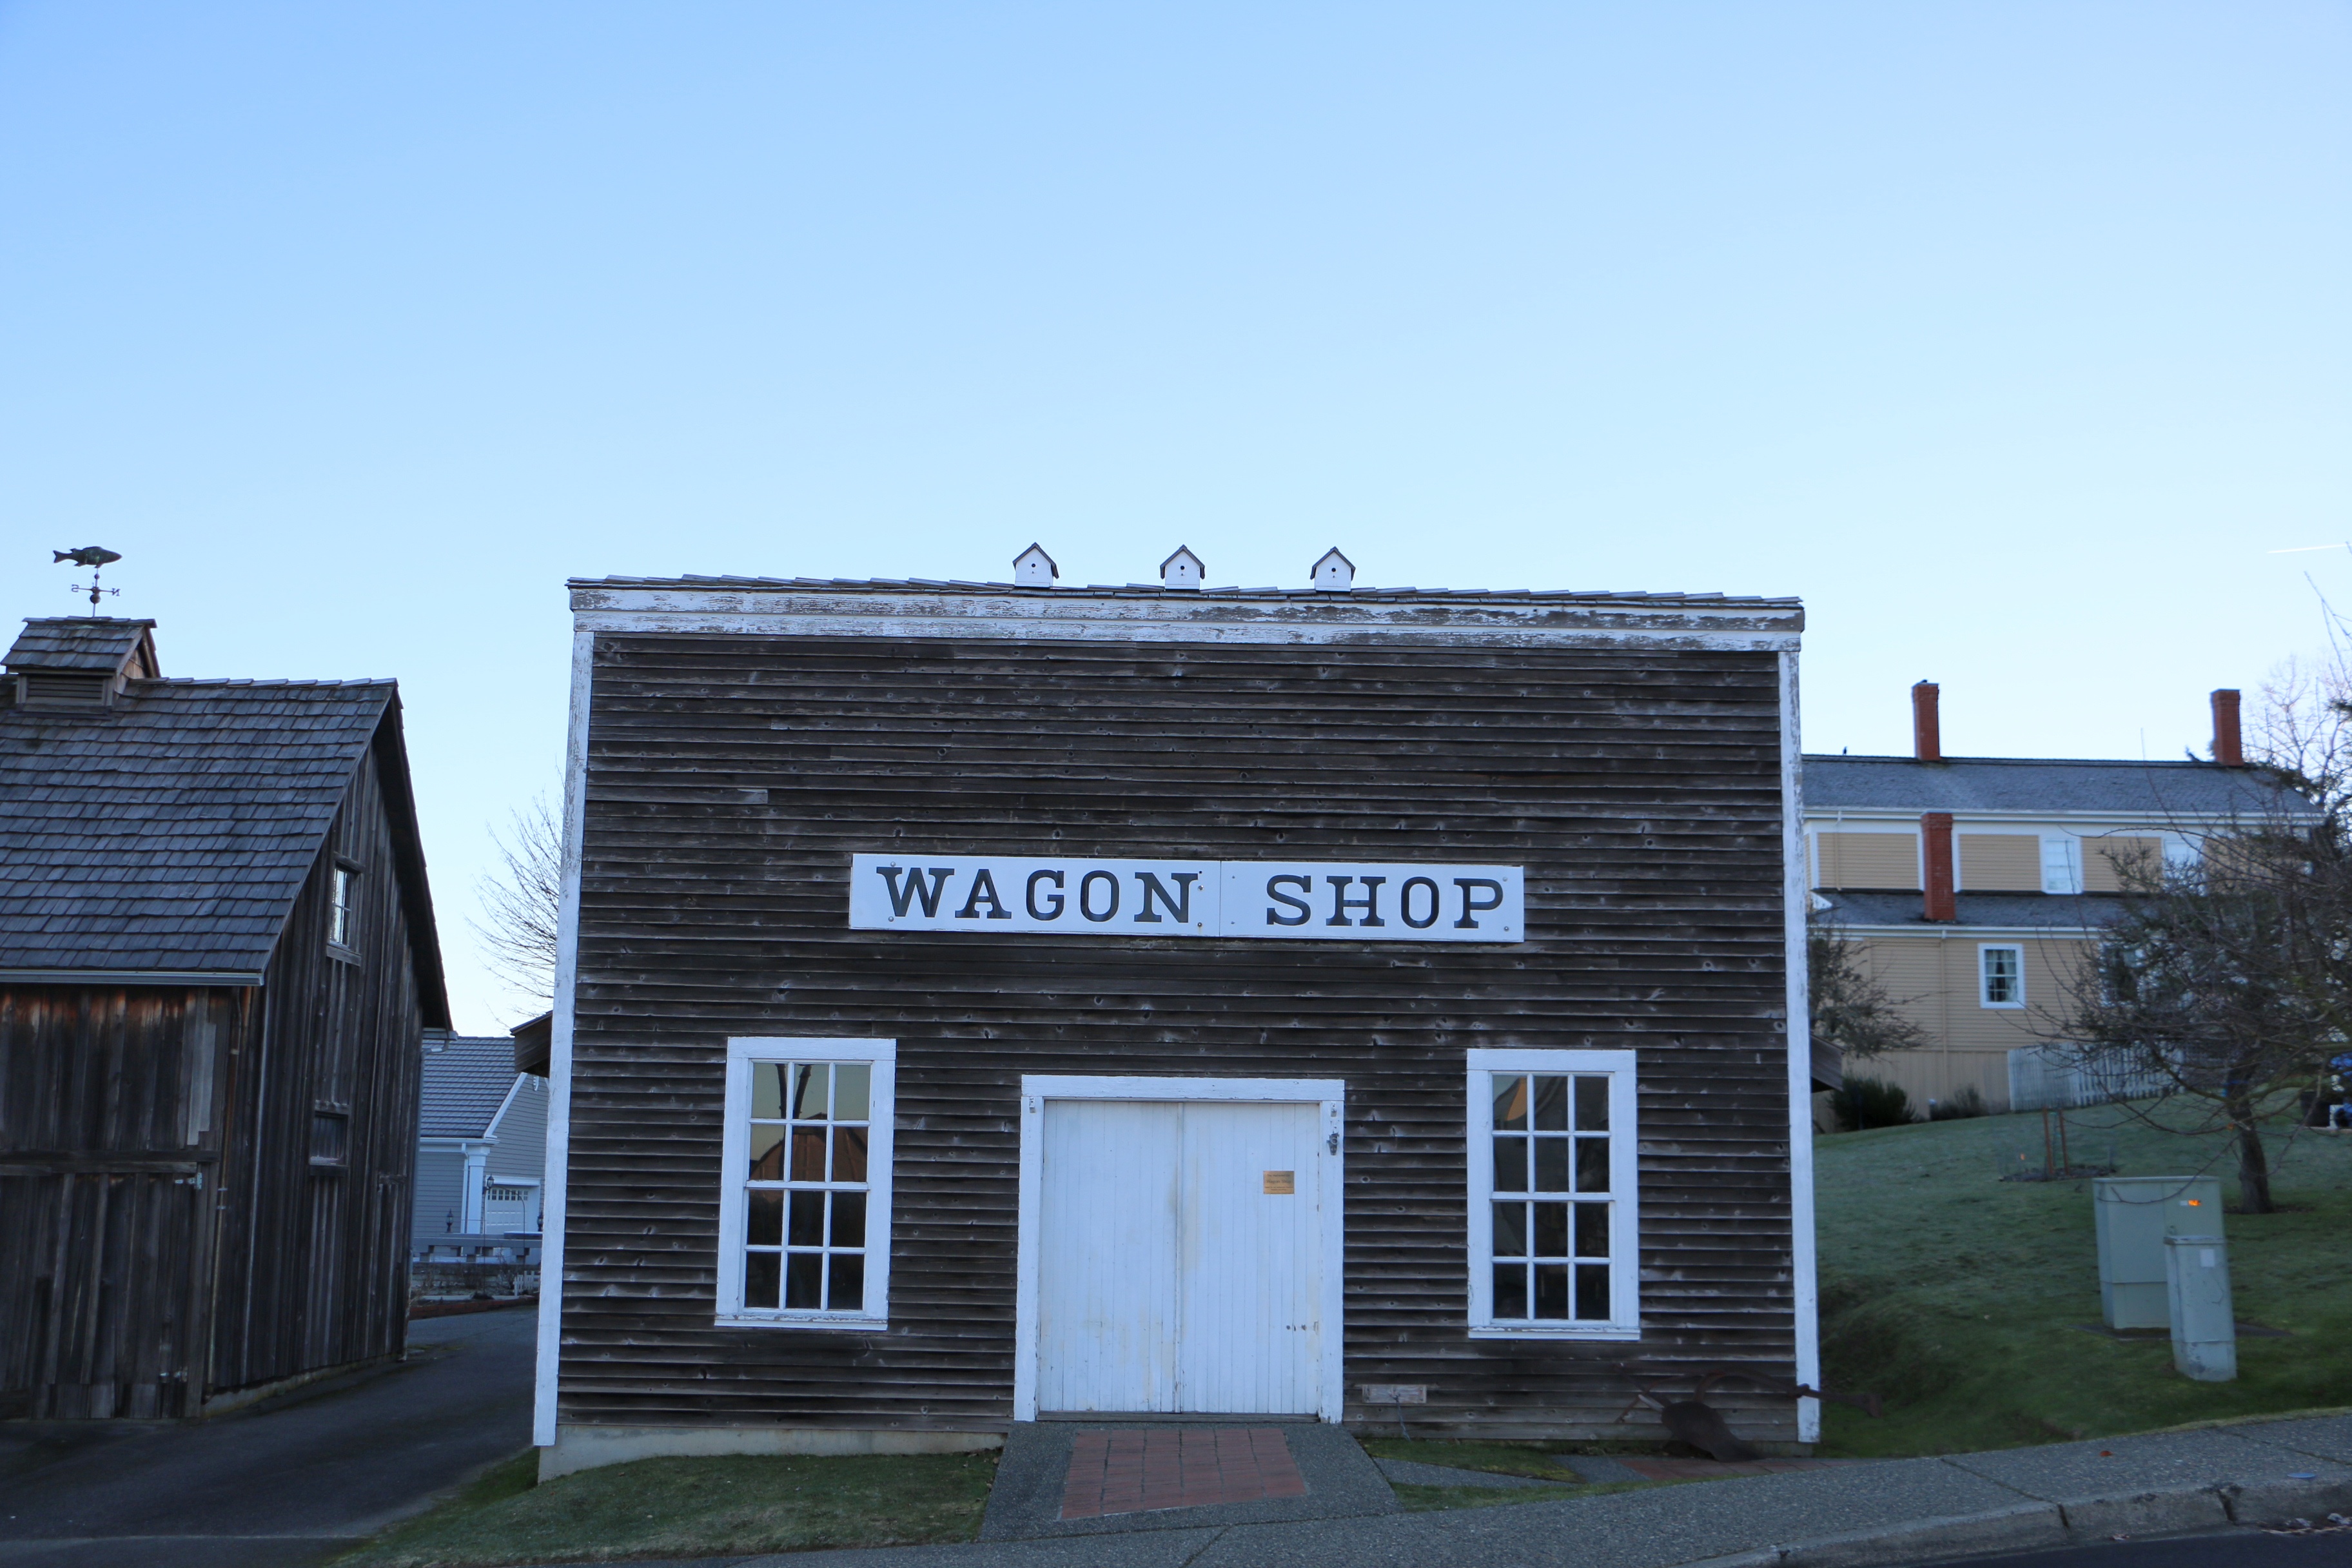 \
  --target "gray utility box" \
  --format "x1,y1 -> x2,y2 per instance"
2164,1234 -> 2237,1381
2093,1175 -> 2222,1329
